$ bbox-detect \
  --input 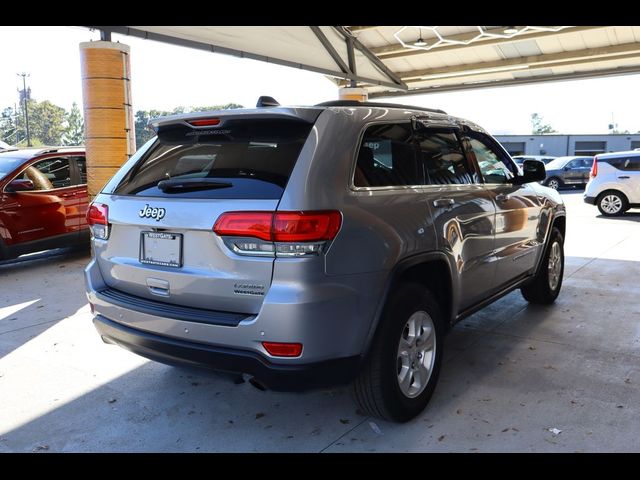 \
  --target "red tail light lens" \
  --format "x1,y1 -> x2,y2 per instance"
87,203 -> 108,225
590,156 -> 598,178
188,118 -> 220,127
213,211 -> 342,242
213,212 -> 273,241
262,342 -> 303,357
272,211 -> 342,242
87,203 -> 109,239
